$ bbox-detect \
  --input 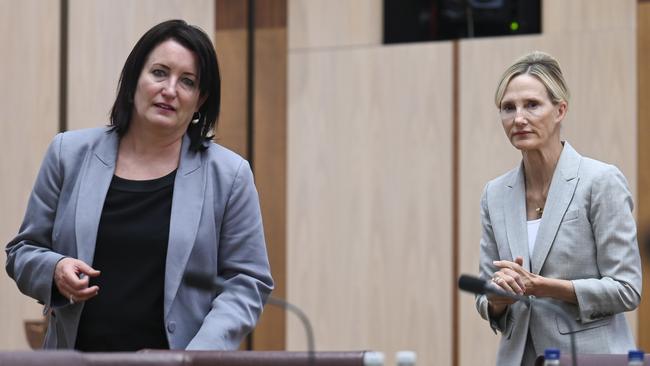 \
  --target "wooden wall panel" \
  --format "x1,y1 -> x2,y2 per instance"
214,0 -> 249,157
214,29 -> 249,157
252,26 -> 288,351
67,0 -> 215,131
0,0 -> 60,349
543,0 -> 636,32
288,42 -> 453,366
637,0 -> 650,353
215,0 -> 289,350
288,0 -> 381,50
458,1 -> 637,364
